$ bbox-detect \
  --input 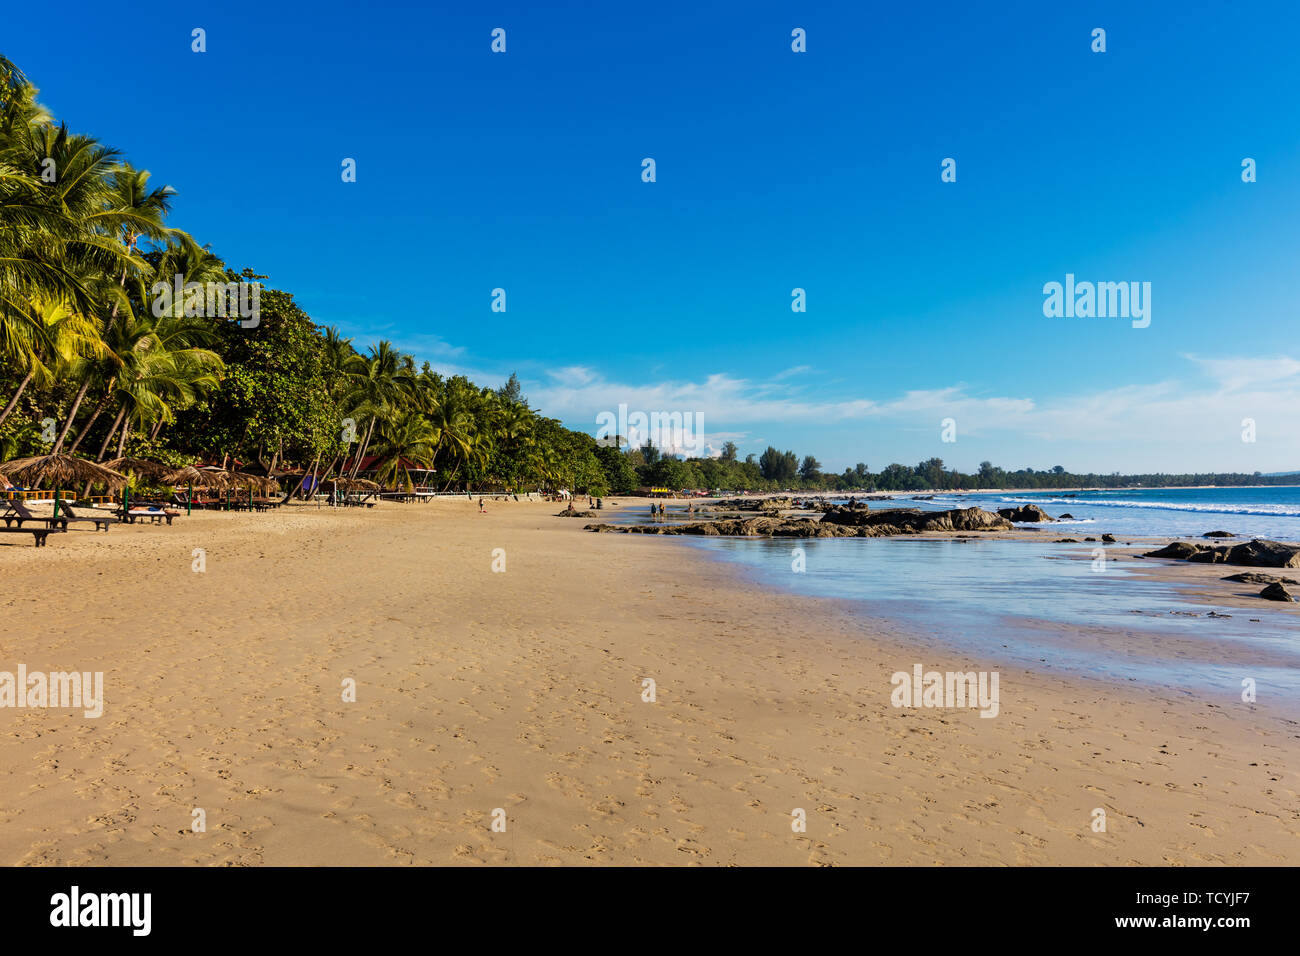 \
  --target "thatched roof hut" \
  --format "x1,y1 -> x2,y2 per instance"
0,454 -> 128,491
162,465 -> 233,489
